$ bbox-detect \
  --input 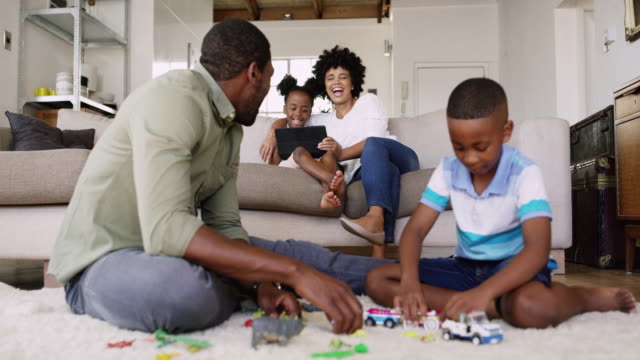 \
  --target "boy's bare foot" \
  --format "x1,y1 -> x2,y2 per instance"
321,191 -> 341,209
581,287 -> 637,313
329,170 -> 345,197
